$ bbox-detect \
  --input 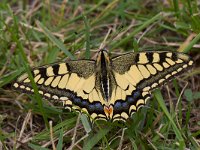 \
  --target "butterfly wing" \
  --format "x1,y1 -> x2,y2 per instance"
12,60 -> 107,121
110,51 -> 193,121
